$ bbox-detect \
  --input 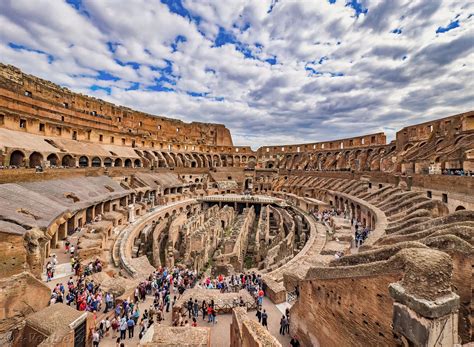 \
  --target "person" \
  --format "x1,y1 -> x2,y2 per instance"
105,317 -> 111,337
192,317 -> 197,327
211,307 -> 217,325
119,318 -> 127,340
261,309 -> 268,329
257,288 -> 264,306
115,337 -> 121,347
127,316 -> 135,338
193,299 -> 199,318
111,317 -> 119,338
290,335 -> 300,347
279,315 -> 285,335
92,330 -> 100,347
256,306 -> 262,323
207,305 -> 213,323
187,297 -> 193,318
285,308 -> 290,334
65,239 -> 70,254
201,300 -> 208,320
70,244 -> 75,256
165,293 -> 171,312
